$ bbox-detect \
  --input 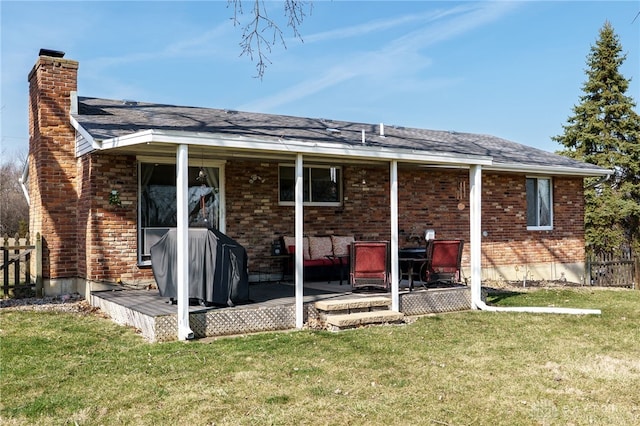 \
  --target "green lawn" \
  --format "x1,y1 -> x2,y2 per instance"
1,288 -> 639,425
